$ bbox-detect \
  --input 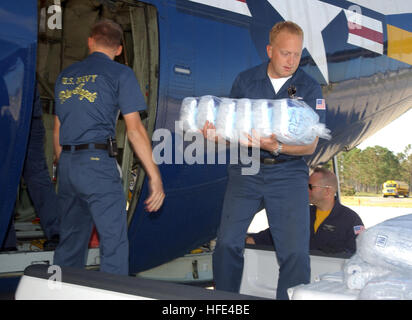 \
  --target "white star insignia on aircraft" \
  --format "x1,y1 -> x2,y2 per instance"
267,0 -> 342,84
